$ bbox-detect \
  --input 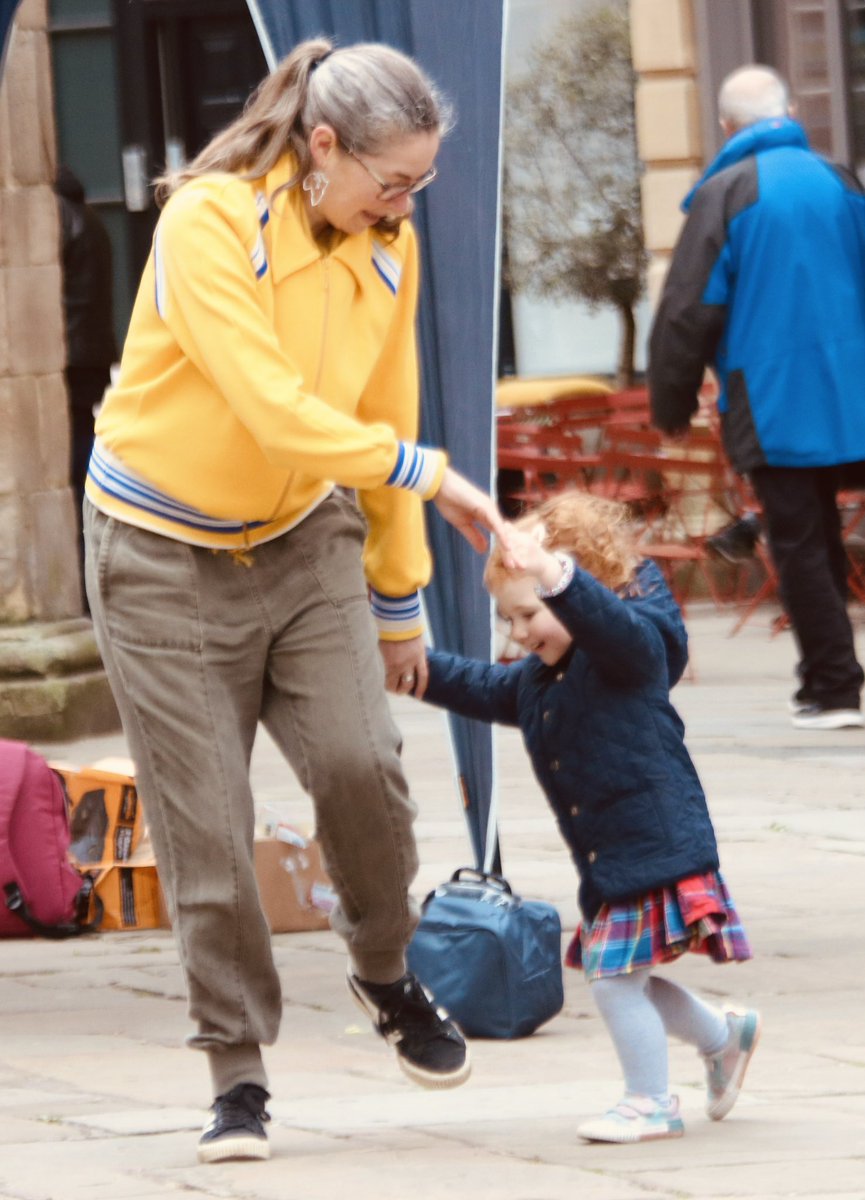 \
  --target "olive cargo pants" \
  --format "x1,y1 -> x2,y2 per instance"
84,492 -> 420,1095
